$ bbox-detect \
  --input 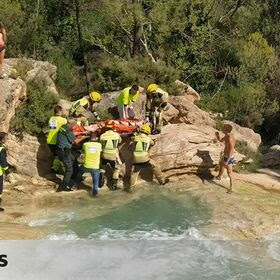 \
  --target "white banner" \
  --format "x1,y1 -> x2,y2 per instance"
0,241 -> 279,280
